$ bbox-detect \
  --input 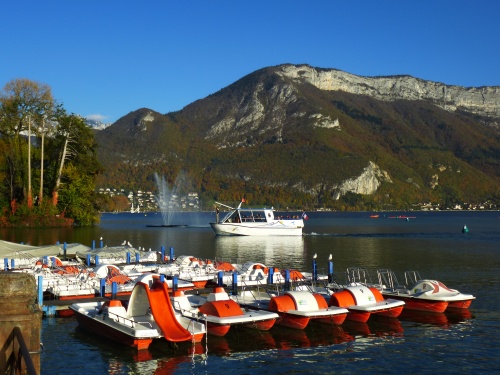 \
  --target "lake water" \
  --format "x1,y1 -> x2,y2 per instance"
17,211 -> 499,374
